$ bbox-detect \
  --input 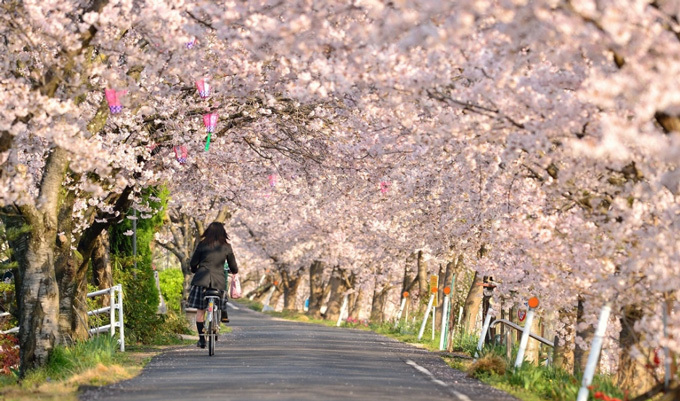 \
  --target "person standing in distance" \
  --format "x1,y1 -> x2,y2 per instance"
187,221 -> 239,348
